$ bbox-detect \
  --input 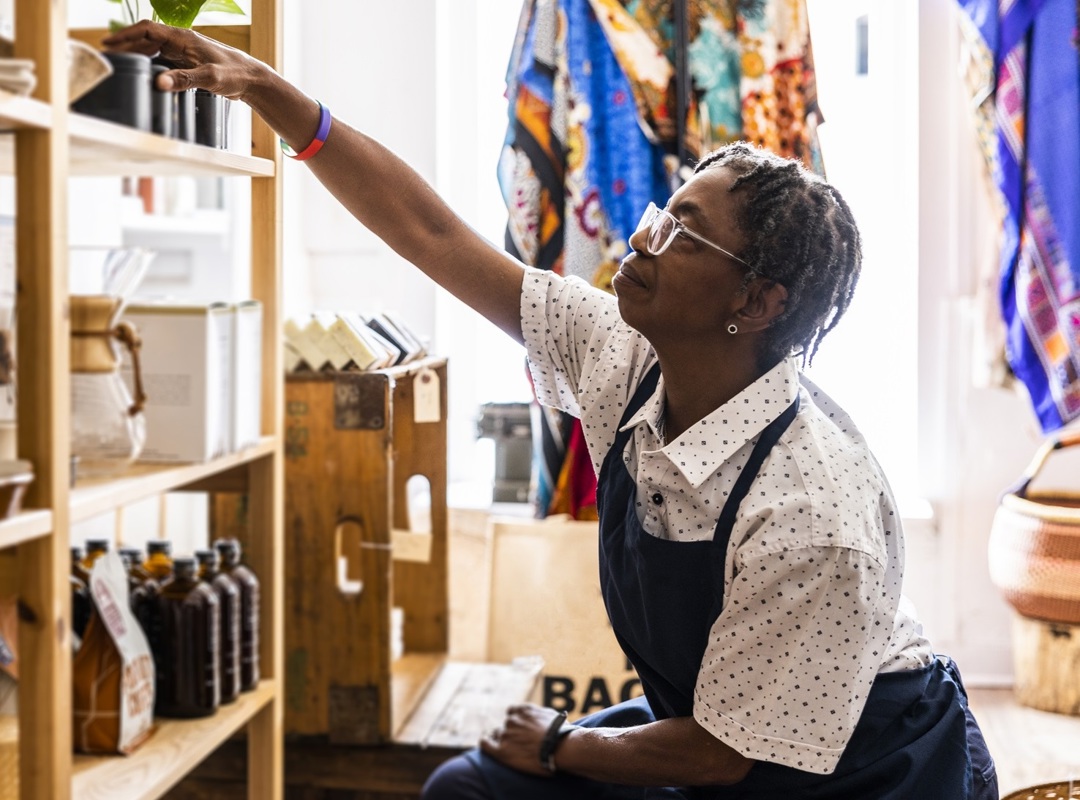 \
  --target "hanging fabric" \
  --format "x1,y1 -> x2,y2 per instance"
501,0 -> 824,518
957,0 -> 1080,433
